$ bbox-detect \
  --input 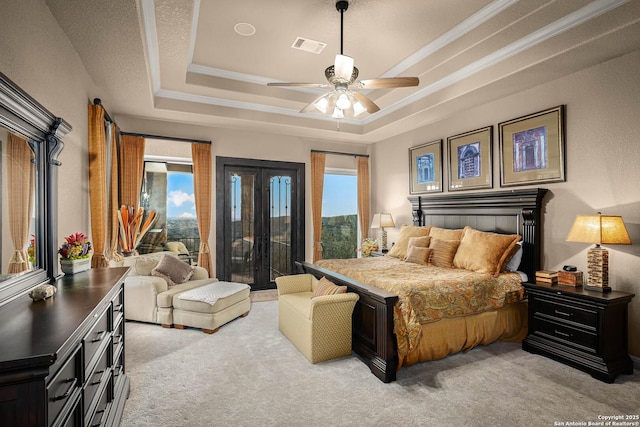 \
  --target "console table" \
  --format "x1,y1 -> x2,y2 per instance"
0,268 -> 130,426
